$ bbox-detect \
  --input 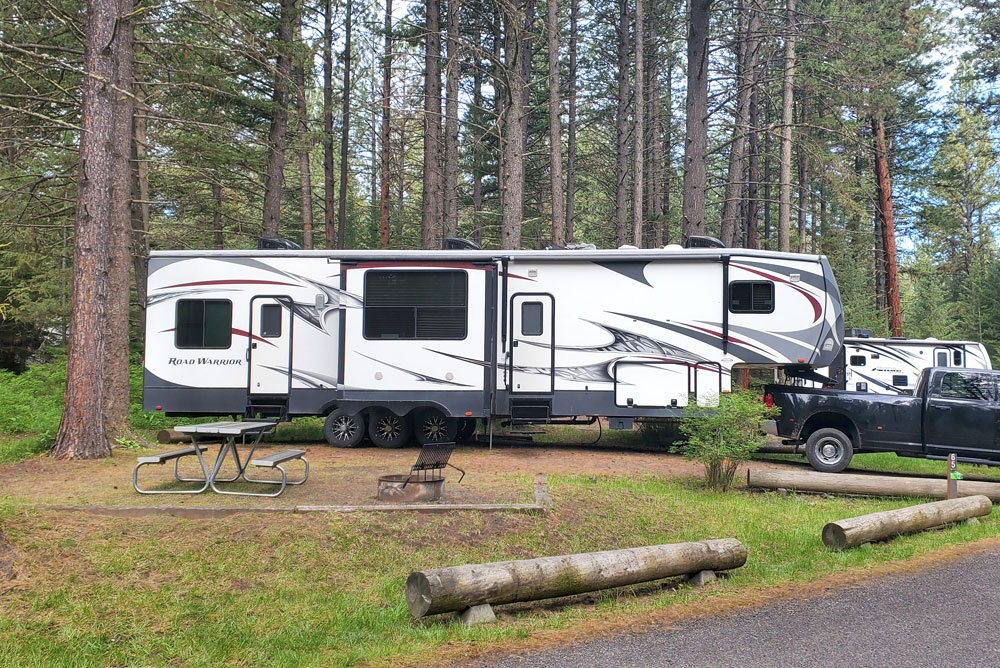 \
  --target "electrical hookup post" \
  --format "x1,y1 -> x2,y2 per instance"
947,453 -> 962,499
